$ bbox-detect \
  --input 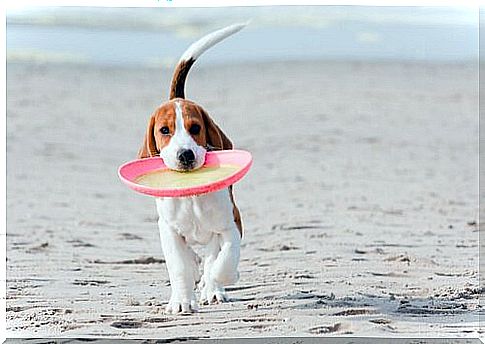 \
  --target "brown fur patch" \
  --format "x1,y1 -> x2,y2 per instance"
169,58 -> 195,100
137,98 -> 243,237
